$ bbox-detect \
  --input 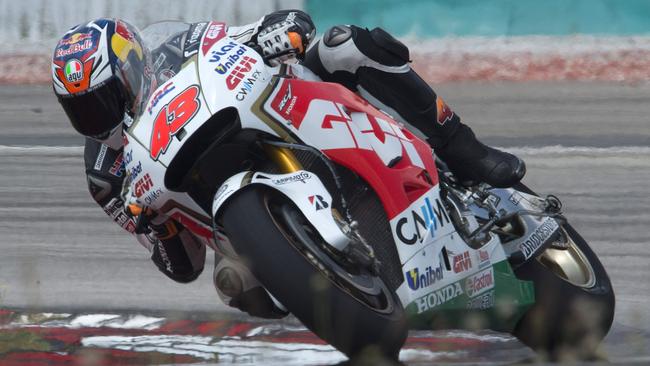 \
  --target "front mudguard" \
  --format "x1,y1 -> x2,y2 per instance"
212,170 -> 351,251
